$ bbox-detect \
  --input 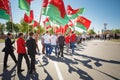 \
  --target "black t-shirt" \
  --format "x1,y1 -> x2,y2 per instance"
58,35 -> 65,45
